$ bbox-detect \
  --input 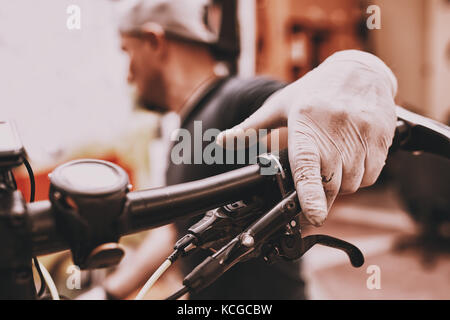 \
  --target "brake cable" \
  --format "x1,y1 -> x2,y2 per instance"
38,260 -> 60,300
135,259 -> 172,300
135,234 -> 197,300
134,251 -> 179,300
